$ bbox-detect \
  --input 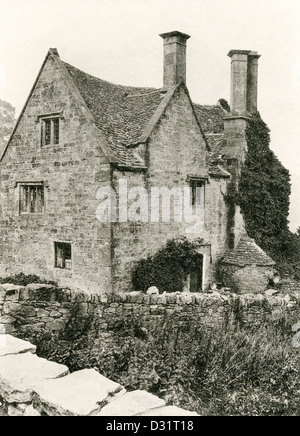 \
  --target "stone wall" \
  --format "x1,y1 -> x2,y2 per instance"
0,52 -> 113,294
219,264 -> 275,294
112,86 -> 229,293
0,334 -> 197,416
0,57 -> 231,297
1,283 -> 299,372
